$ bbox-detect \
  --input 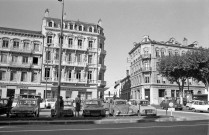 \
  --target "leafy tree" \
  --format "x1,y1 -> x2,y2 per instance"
158,54 -> 192,104
186,48 -> 209,101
